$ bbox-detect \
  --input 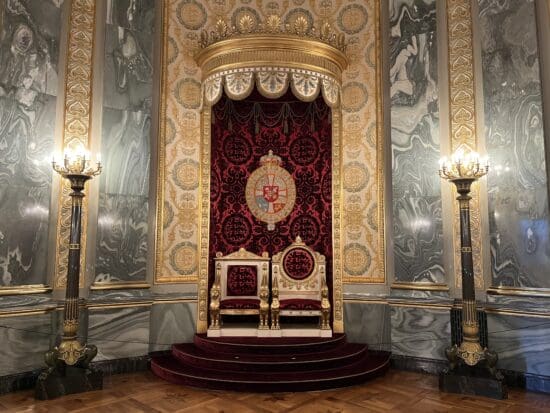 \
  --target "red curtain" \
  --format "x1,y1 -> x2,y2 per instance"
209,90 -> 333,295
